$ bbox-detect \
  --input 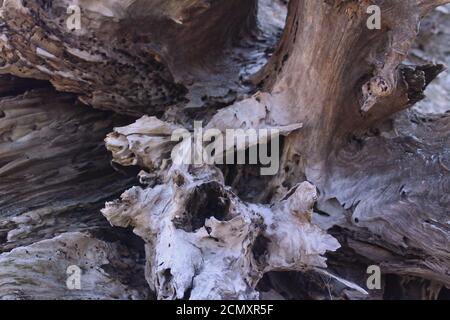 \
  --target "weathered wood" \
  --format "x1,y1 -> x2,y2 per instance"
0,79 -> 138,251
0,0 -> 449,300
0,0 -> 283,116
0,77 -> 151,299
0,232 -> 150,299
